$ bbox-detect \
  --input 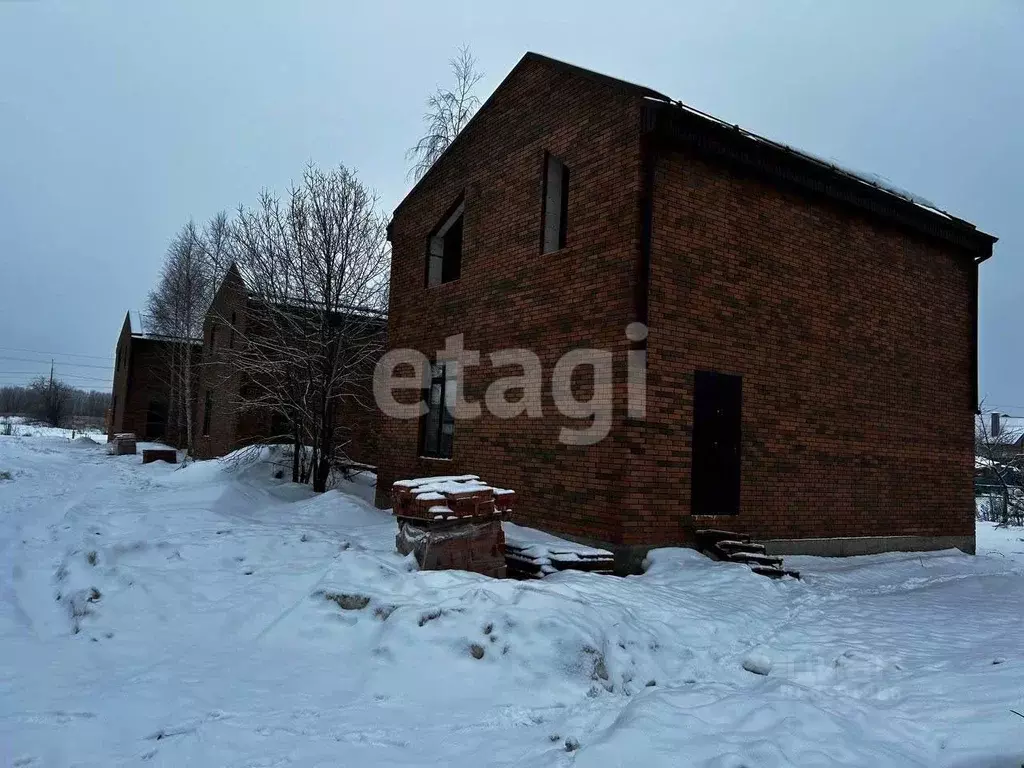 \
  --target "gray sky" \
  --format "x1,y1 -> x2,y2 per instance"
1,1 -> 1020,410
